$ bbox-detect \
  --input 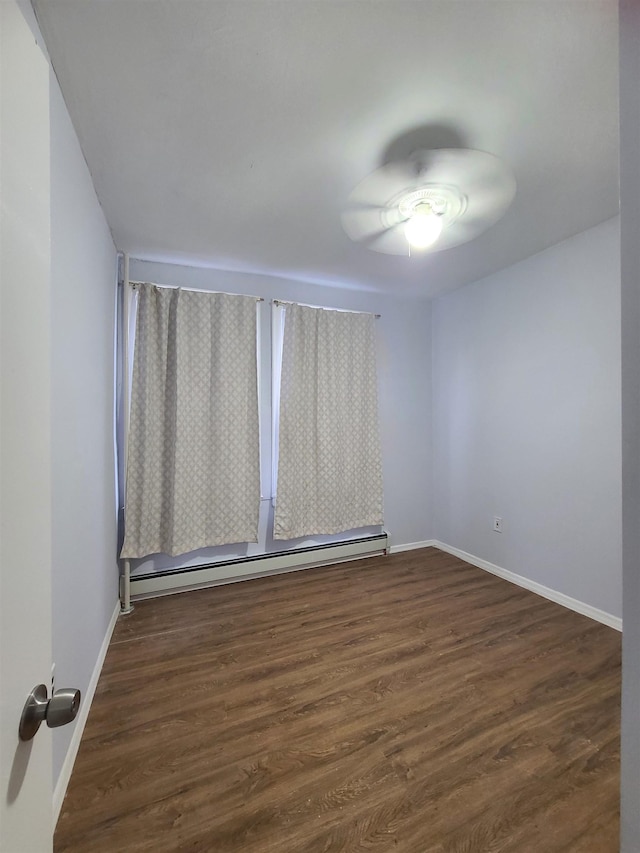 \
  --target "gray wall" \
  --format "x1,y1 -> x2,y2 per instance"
50,75 -> 119,787
130,259 -> 434,552
432,218 -> 622,620
619,0 -> 640,848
